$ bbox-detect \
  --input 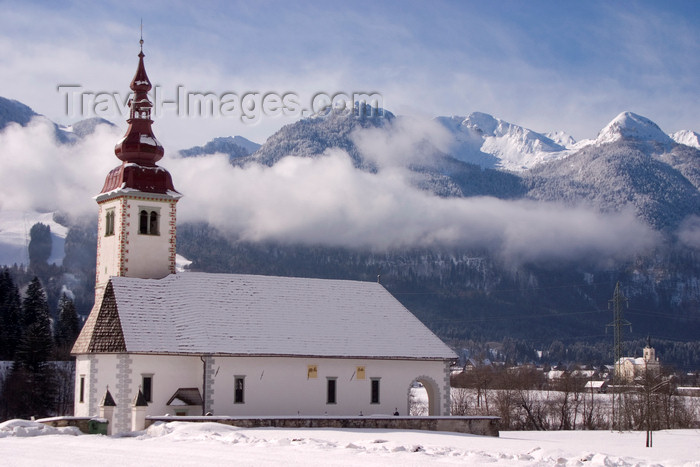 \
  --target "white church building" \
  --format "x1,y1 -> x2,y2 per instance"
72,42 -> 457,434
615,339 -> 661,383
